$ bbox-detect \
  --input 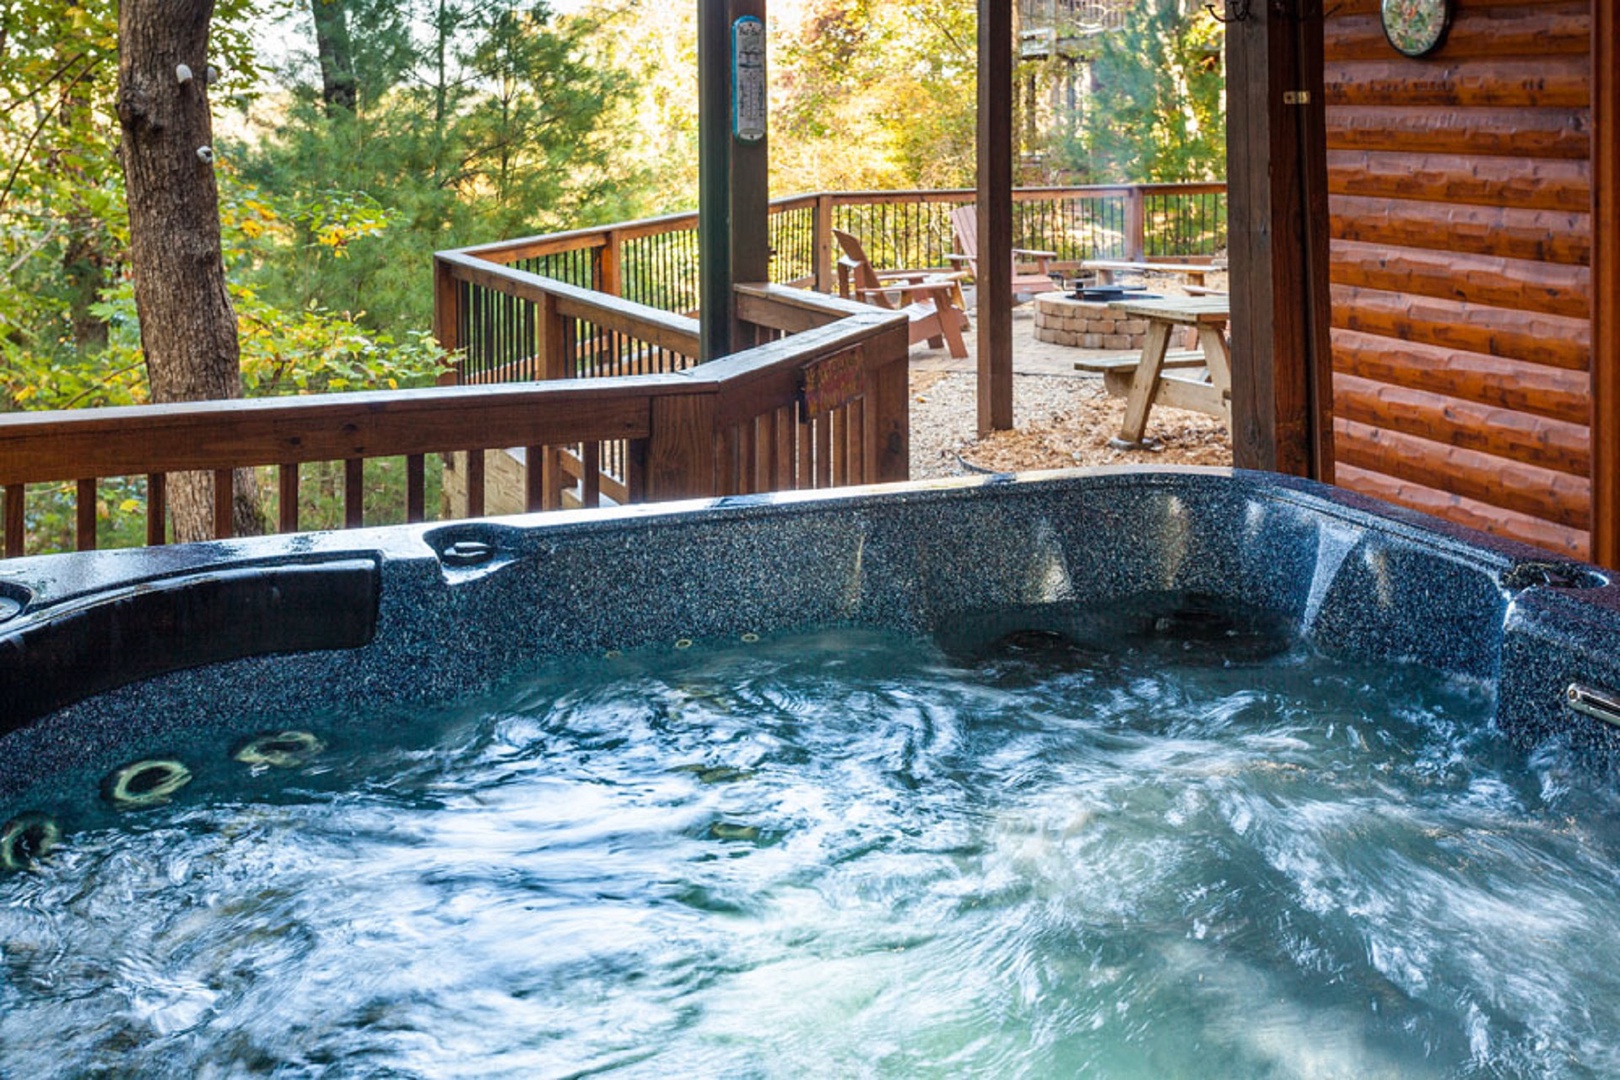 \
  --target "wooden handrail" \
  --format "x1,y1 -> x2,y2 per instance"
0,309 -> 897,486
436,249 -> 702,358
733,282 -> 875,333
0,378 -> 688,486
